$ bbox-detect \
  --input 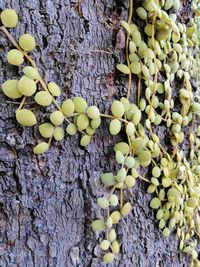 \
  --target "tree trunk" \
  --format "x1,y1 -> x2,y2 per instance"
0,0 -> 193,266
